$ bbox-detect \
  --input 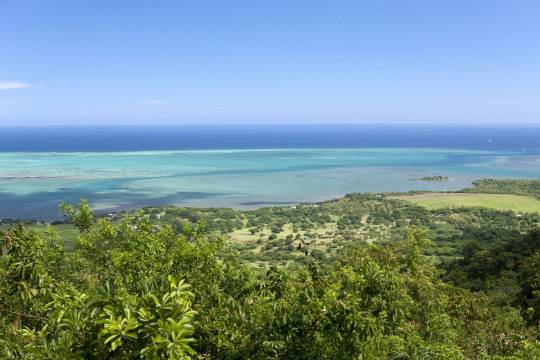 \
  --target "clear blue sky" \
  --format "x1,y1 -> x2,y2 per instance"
1,0 -> 539,125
